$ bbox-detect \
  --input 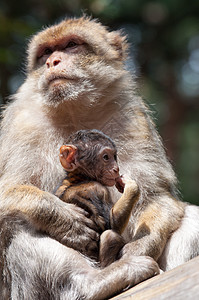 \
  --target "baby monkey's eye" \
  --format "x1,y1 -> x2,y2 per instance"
103,154 -> 109,161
